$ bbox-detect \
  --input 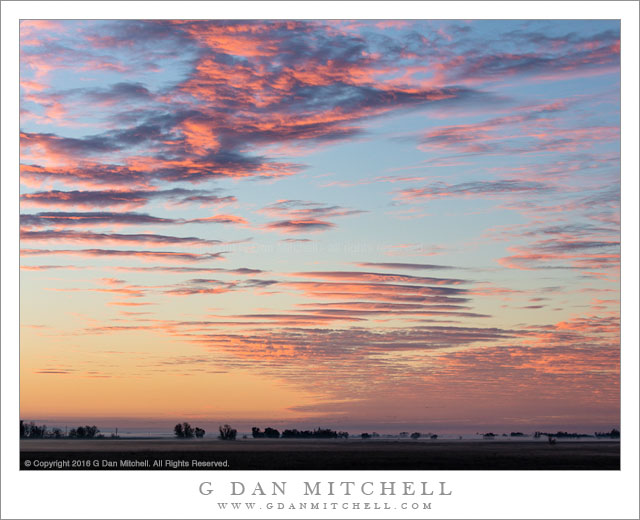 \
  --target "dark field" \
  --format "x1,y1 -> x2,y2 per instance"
21,439 -> 620,470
